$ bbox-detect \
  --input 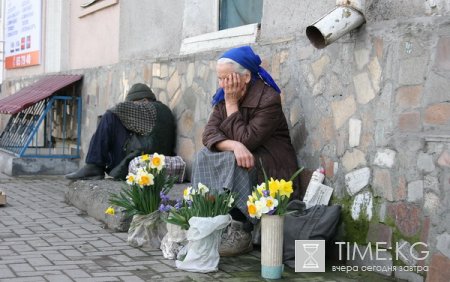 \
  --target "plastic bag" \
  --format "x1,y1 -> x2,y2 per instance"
175,214 -> 232,273
127,211 -> 167,249
160,223 -> 187,259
